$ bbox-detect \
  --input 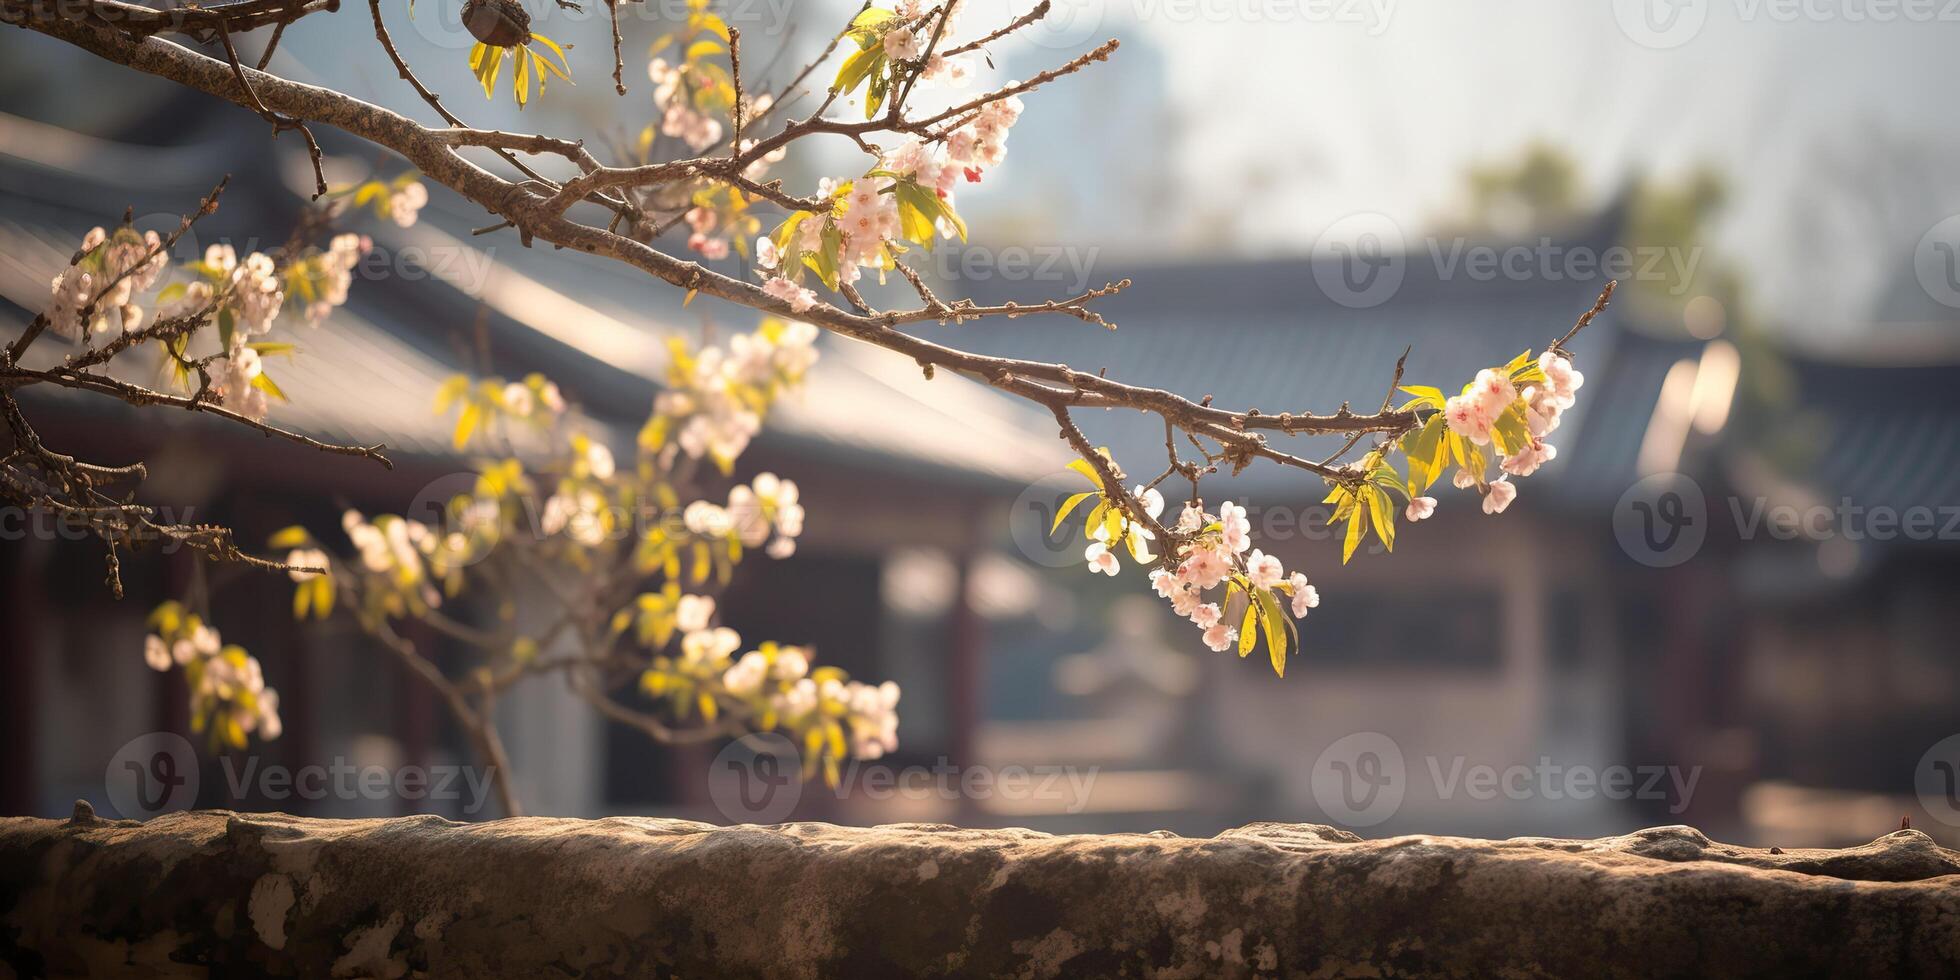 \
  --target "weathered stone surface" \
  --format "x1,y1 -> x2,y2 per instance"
2,803 -> 1956,977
